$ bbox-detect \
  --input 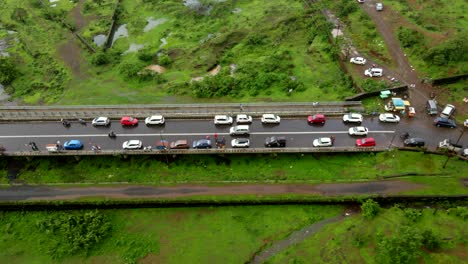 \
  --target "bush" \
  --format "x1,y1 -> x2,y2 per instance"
361,199 -> 380,219
0,57 -> 19,84
118,56 -> 145,79
91,51 -> 110,66
403,208 -> 422,223
421,229 -> 441,250
397,26 -> 424,48
447,206 -> 468,220
360,79 -> 388,92
158,54 -> 172,66
36,210 -> 111,259
376,226 -> 423,264
424,34 -> 468,66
